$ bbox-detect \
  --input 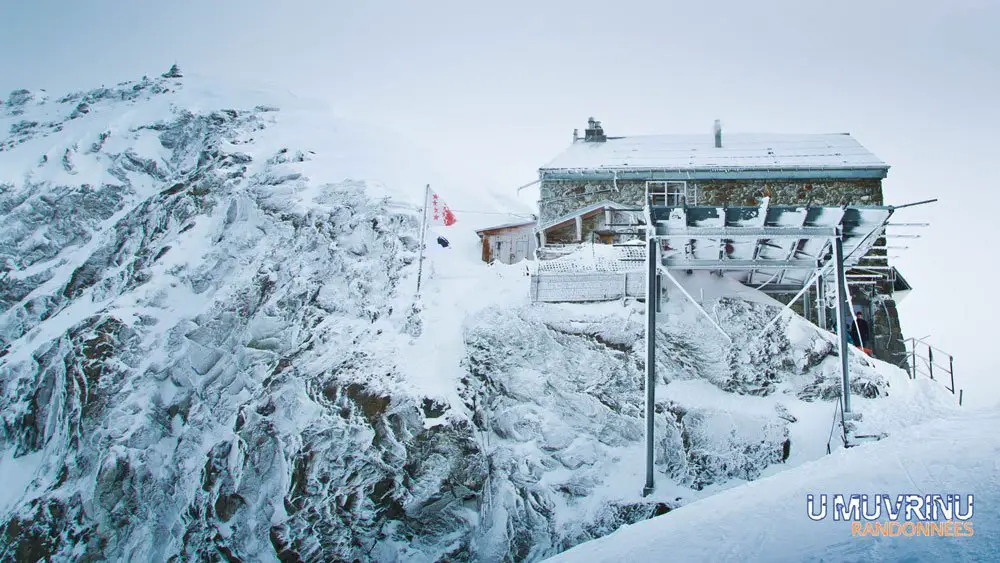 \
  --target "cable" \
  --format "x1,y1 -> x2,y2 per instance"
515,178 -> 540,193
448,209 -> 536,218
826,398 -> 844,454
880,298 -> 893,351
753,271 -> 781,290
